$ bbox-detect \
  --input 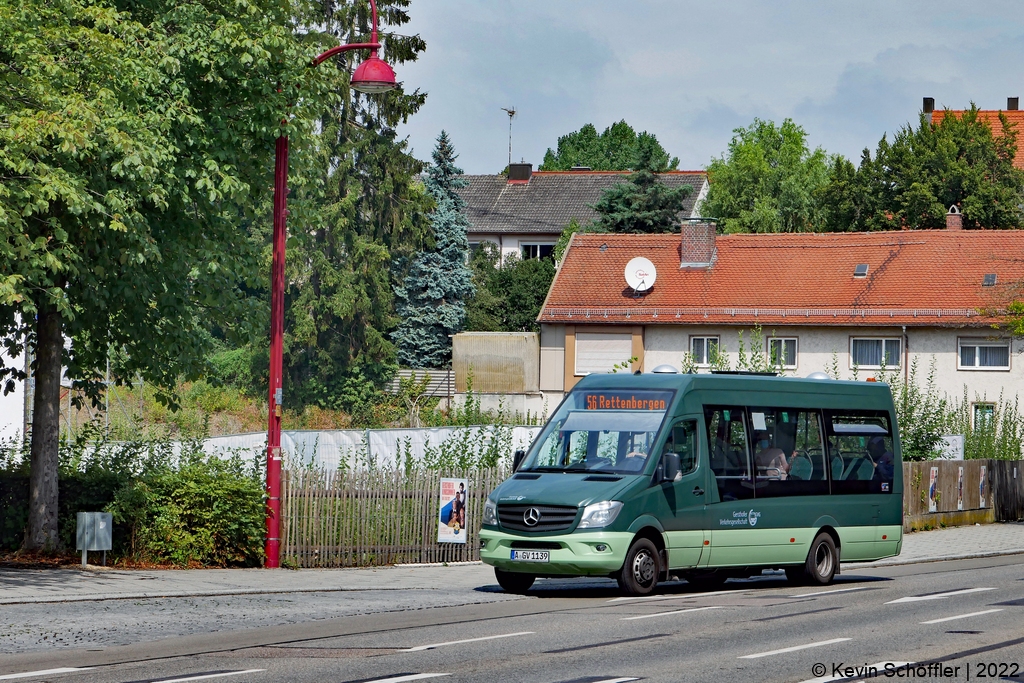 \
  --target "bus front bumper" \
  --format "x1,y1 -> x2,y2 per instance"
479,528 -> 633,576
